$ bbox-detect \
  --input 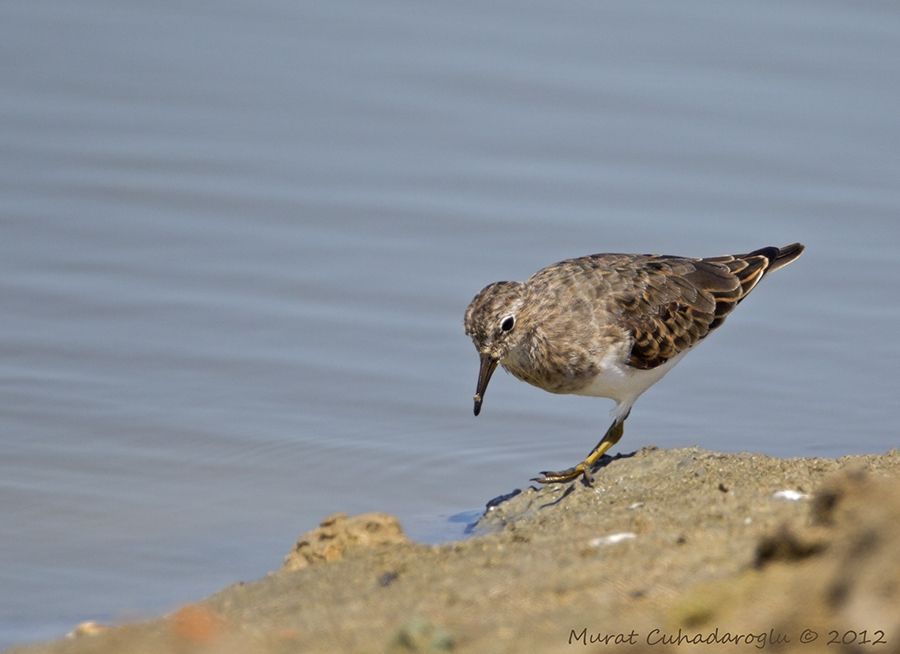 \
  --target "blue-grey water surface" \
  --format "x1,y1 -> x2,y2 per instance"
2,0 -> 899,647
